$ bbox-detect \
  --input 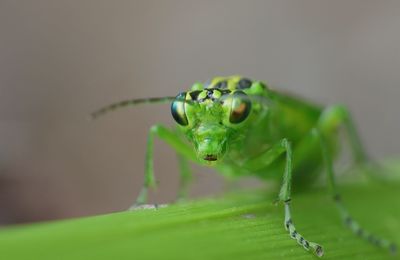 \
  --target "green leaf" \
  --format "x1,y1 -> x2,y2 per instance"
0,164 -> 399,260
